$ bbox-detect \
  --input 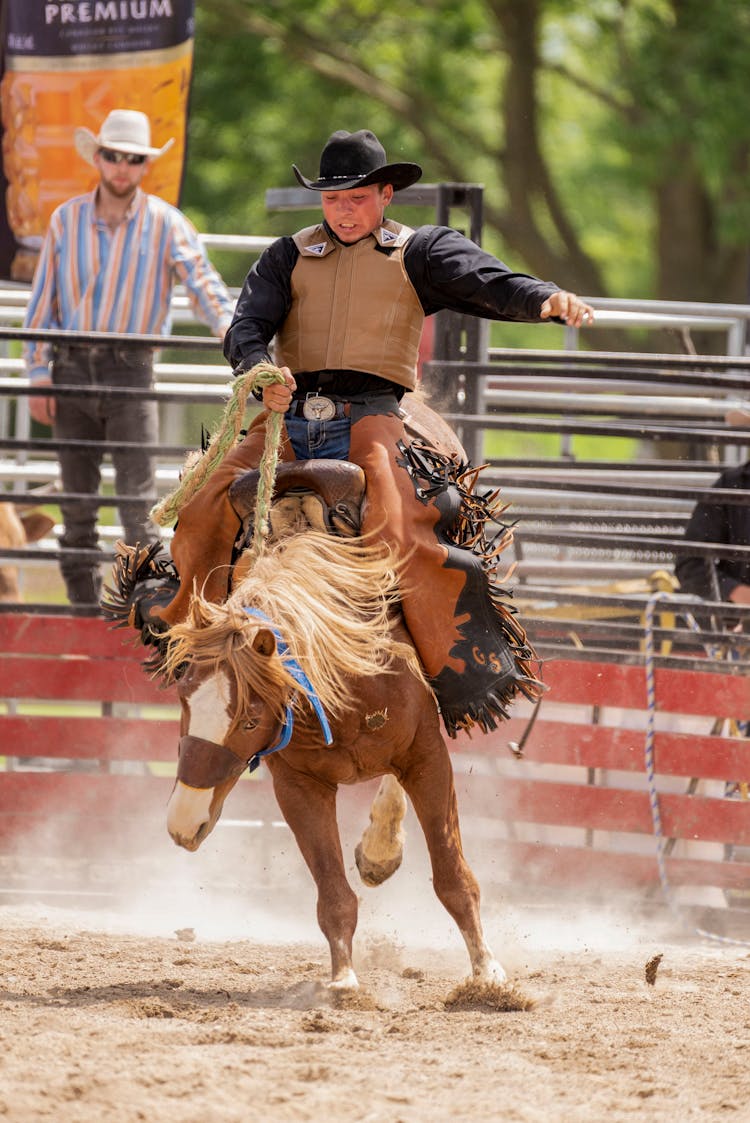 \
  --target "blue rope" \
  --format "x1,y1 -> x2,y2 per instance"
242,607 -> 333,773
643,590 -> 750,947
